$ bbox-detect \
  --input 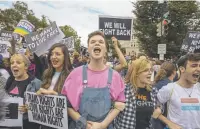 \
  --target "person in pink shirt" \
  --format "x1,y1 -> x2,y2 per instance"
61,31 -> 125,129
